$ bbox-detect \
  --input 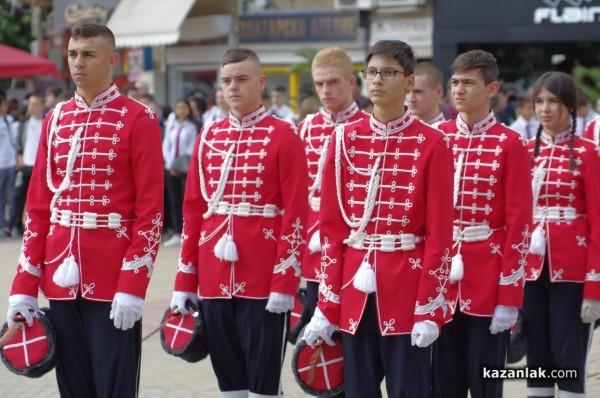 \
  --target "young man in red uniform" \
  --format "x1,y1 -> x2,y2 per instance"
406,61 -> 446,126
6,24 -> 164,397
299,47 -> 369,317
583,116 -> 600,144
303,40 -> 454,397
435,50 -> 533,398
170,48 -> 308,398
